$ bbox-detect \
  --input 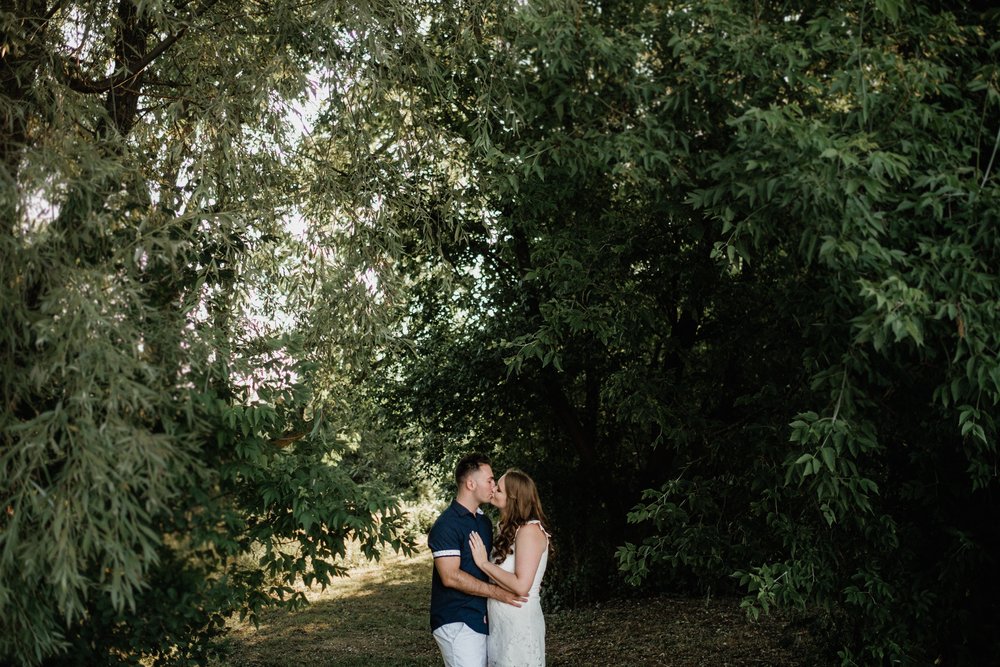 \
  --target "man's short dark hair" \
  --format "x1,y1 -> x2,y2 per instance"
454,453 -> 491,487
